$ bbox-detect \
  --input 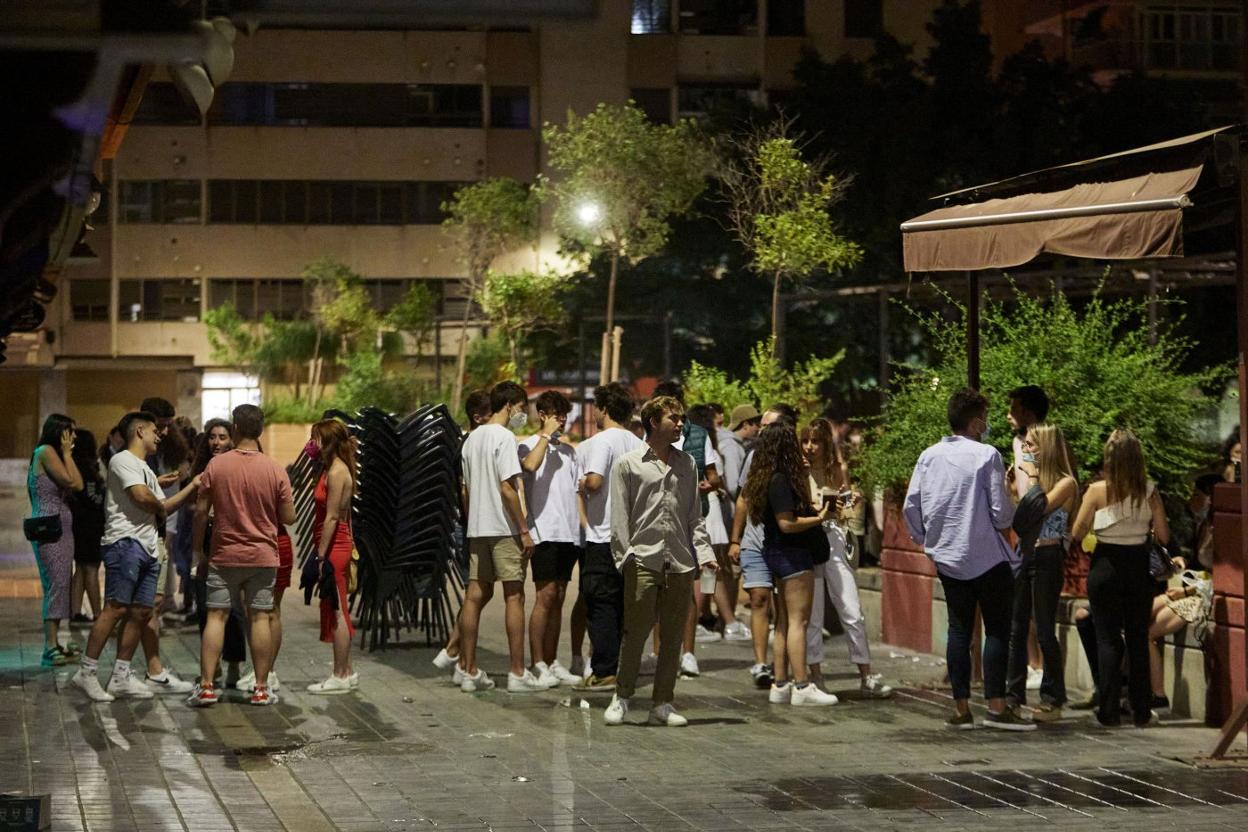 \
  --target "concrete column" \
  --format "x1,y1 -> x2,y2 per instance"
38,368 -> 68,426
176,369 -> 202,429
